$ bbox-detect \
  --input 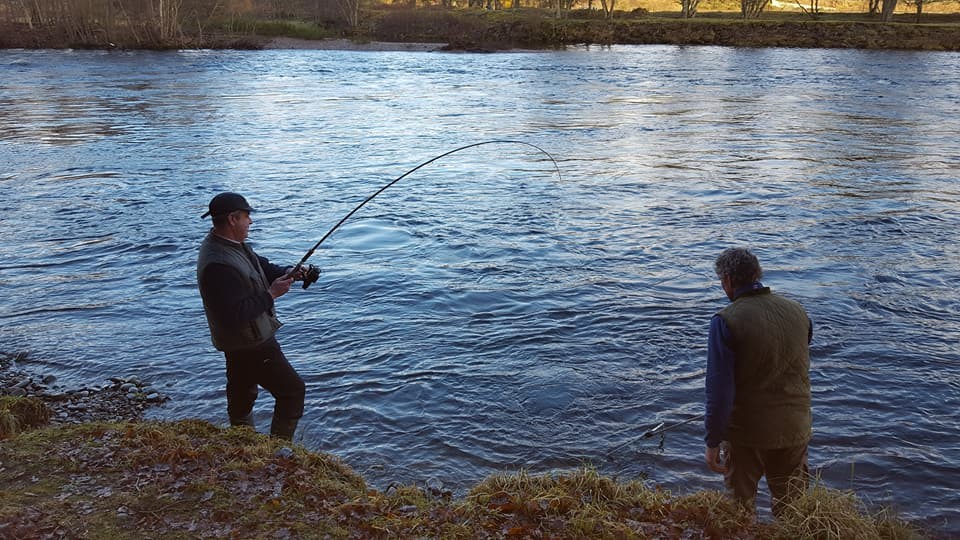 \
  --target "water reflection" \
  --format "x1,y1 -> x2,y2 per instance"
1,46 -> 958,534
